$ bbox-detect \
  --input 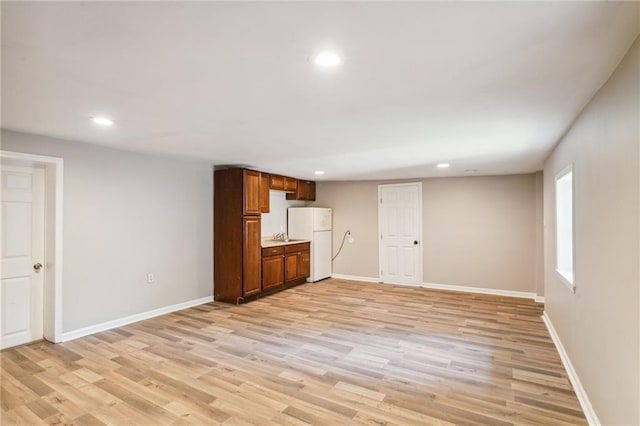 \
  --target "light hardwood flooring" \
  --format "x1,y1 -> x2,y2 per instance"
1,278 -> 586,425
